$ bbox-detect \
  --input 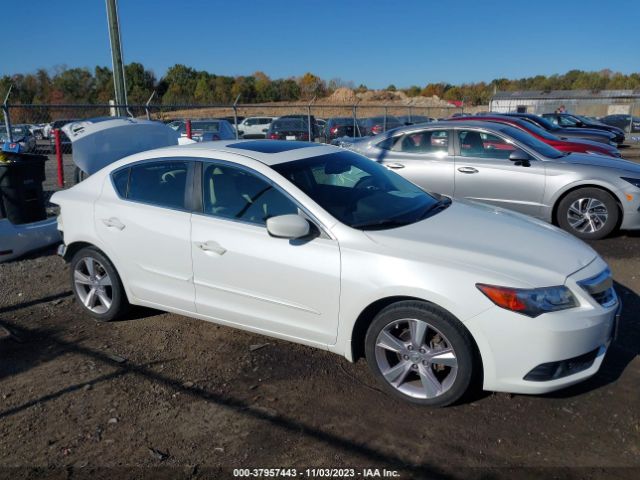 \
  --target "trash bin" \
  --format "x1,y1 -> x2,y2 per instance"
0,152 -> 47,225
